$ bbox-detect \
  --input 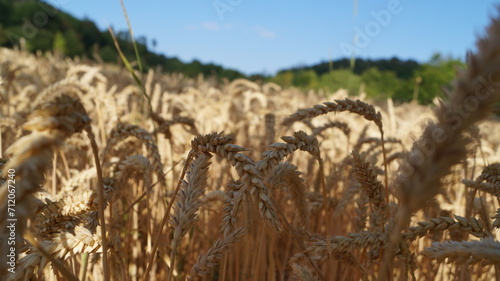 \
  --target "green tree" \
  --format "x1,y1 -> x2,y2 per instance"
53,31 -> 66,55
271,71 -> 294,87
361,67 -> 402,99
0,0 -> 12,25
292,70 -> 318,89
184,59 -> 203,77
64,30 -> 84,57
319,69 -> 362,94
26,29 -> 53,52
100,45 -> 118,62
394,53 -> 464,104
